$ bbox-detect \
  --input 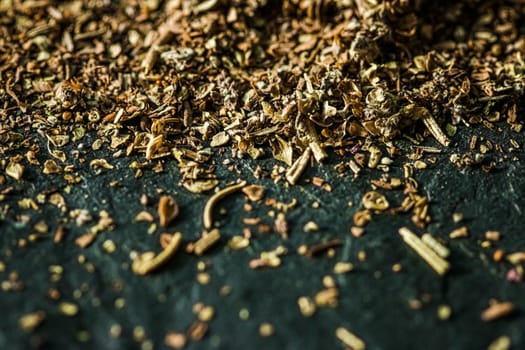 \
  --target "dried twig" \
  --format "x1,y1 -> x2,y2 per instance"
286,147 -> 311,185
203,181 -> 247,229
132,232 -> 183,275
398,227 -> 450,275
